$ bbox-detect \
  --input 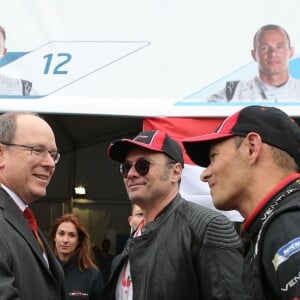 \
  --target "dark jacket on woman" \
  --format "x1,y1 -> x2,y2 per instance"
60,255 -> 104,299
